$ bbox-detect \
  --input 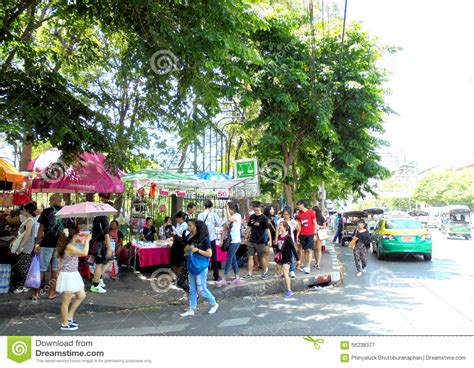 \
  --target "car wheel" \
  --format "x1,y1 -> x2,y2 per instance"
377,245 -> 385,260
371,241 -> 377,254
423,253 -> 432,261
464,235 -> 470,240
